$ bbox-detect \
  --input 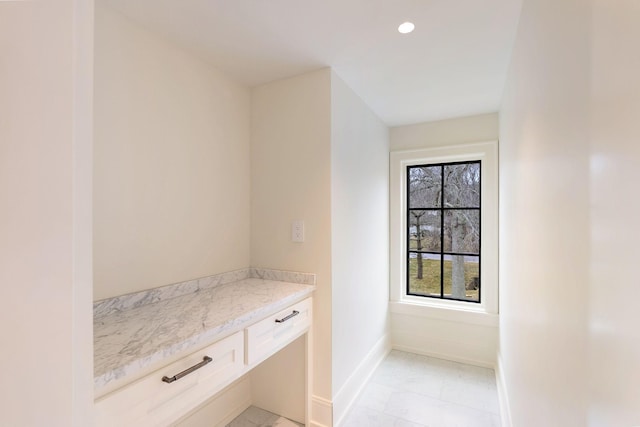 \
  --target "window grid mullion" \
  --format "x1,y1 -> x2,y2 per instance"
439,164 -> 444,299
406,160 -> 481,303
